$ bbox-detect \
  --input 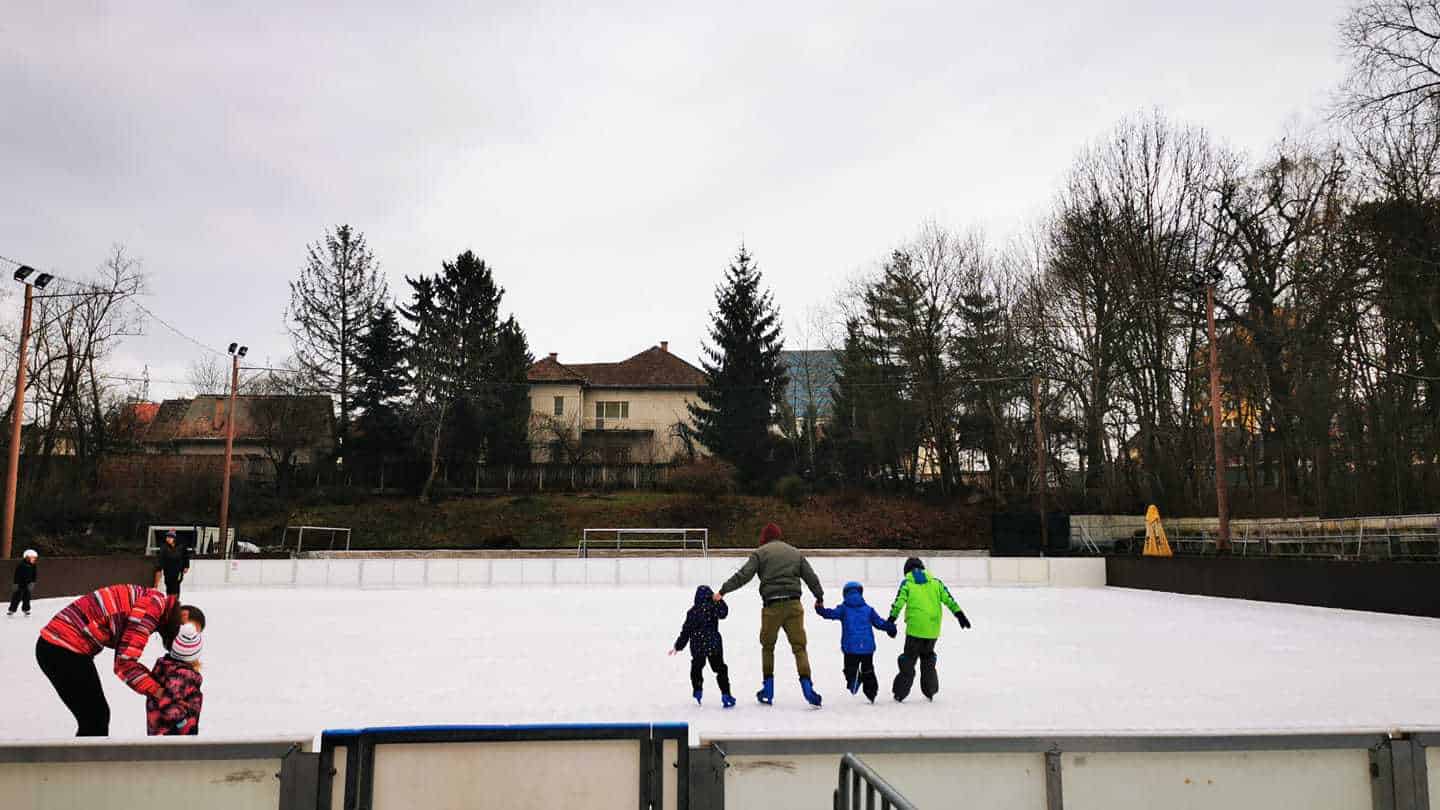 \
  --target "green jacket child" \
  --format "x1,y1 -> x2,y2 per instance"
886,557 -> 971,702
